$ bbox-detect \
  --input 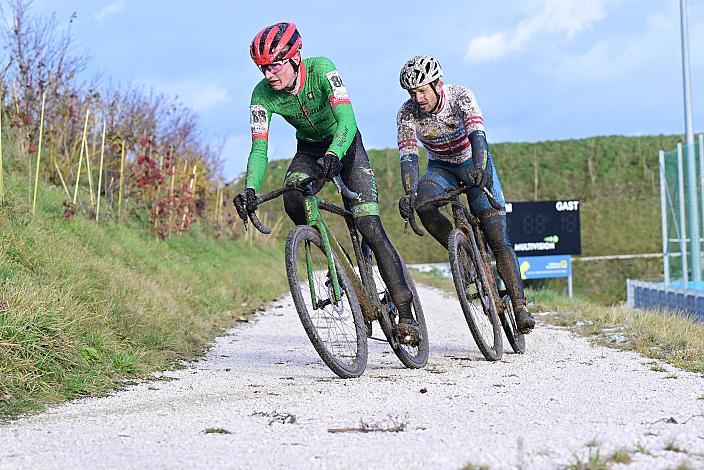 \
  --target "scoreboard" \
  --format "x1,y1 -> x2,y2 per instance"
505,200 -> 581,256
